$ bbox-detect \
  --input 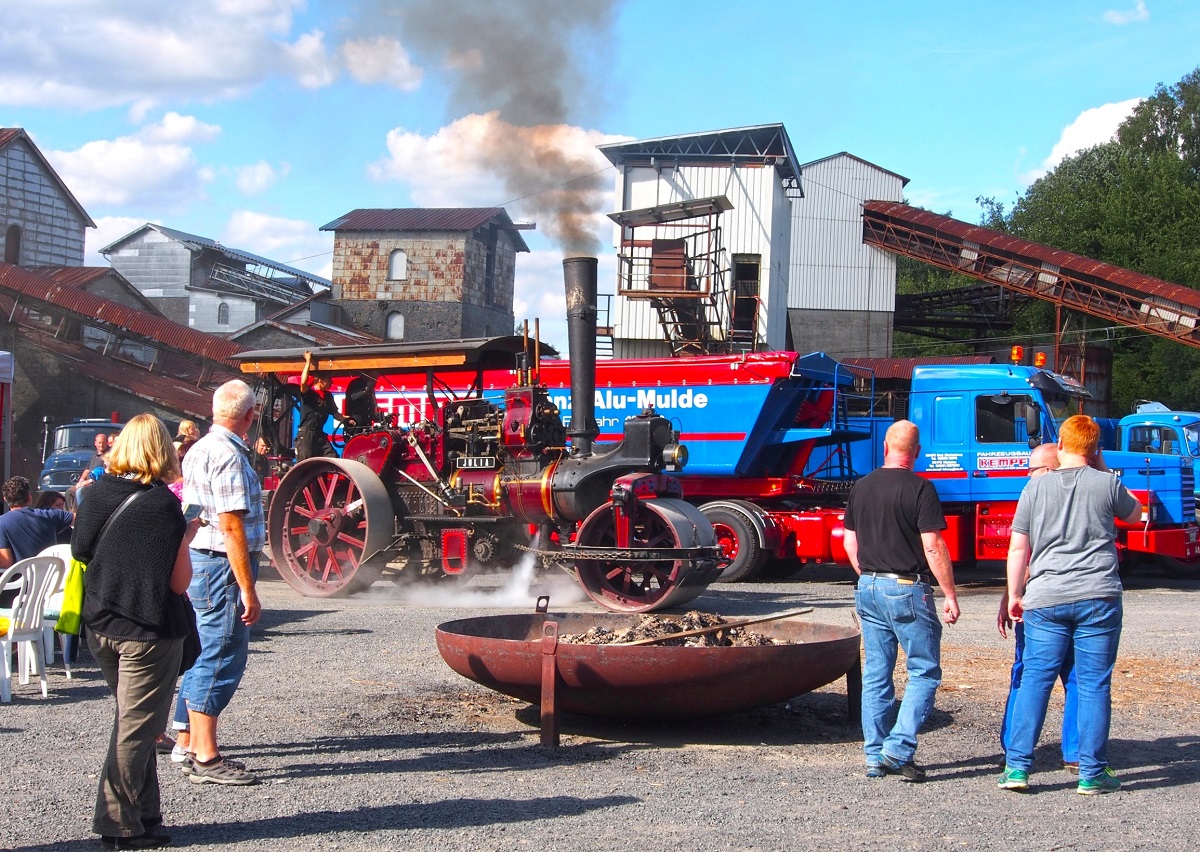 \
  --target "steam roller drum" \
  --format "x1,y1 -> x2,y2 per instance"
268,457 -> 394,597
573,497 -> 720,613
